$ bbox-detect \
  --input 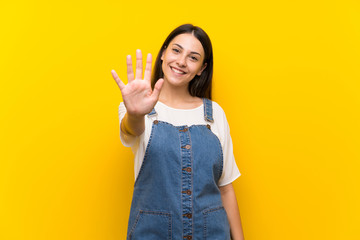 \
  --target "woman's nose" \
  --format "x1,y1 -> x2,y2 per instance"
176,54 -> 187,67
